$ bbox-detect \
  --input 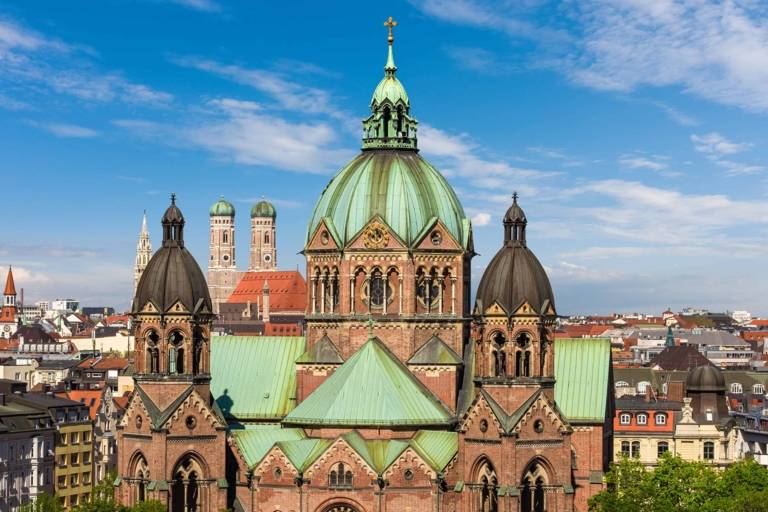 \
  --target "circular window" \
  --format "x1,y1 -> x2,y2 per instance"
404,469 -> 414,481
273,467 -> 282,480
222,255 -> 229,261
320,231 -> 330,245
534,420 -> 544,433
362,277 -> 393,308
185,416 -> 196,430
430,230 -> 442,246
135,415 -> 143,429
264,254 -> 272,262
479,419 -> 488,433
